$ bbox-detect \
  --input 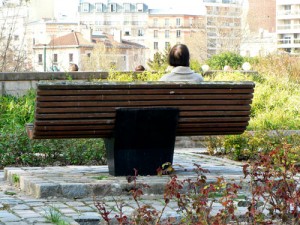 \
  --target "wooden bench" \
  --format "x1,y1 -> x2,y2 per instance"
26,81 -> 255,176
